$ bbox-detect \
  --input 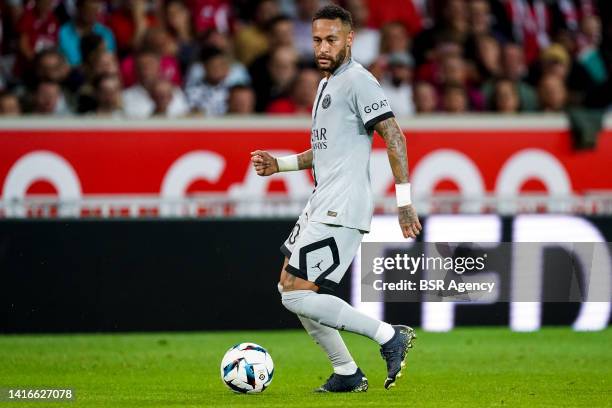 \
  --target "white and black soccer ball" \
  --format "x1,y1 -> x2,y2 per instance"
220,342 -> 274,393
